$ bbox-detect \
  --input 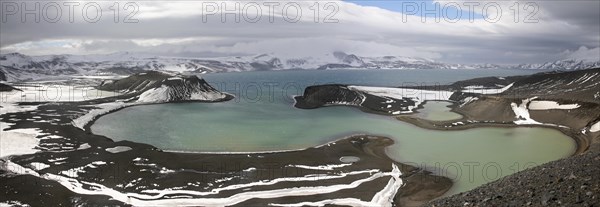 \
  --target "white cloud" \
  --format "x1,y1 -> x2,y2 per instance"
561,46 -> 600,62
